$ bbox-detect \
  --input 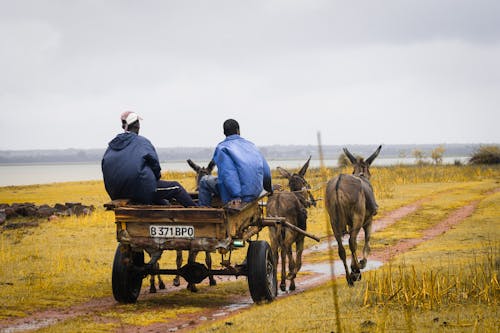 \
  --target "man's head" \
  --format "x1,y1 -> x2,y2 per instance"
223,119 -> 240,136
121,111 -> 142,133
